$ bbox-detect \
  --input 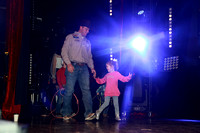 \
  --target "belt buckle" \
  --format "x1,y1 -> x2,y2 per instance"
78,63 -> 84,66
